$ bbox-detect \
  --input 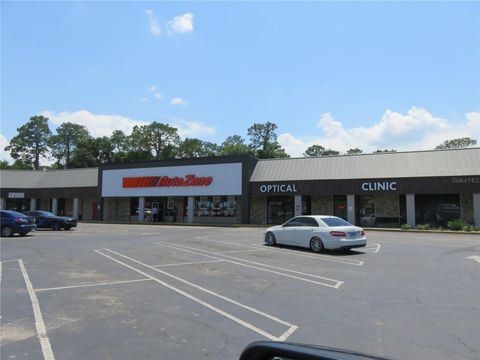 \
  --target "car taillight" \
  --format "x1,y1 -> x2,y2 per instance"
15,218 -> 27,224
330,231 -> 346,237
361,230 -> 365,236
